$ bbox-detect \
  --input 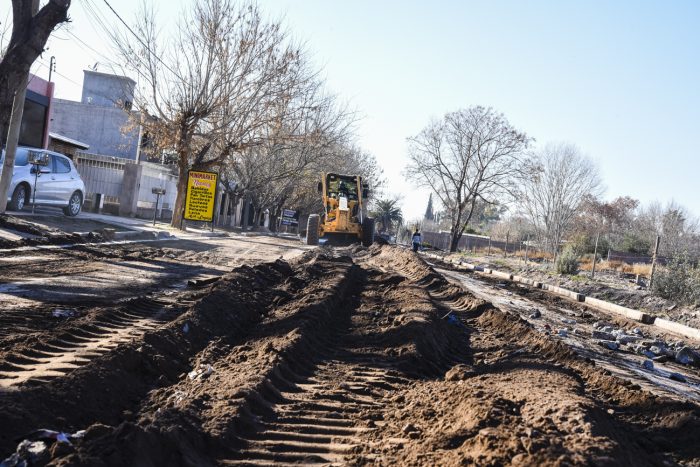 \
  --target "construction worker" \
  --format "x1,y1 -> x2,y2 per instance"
412,229 -> 422,252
